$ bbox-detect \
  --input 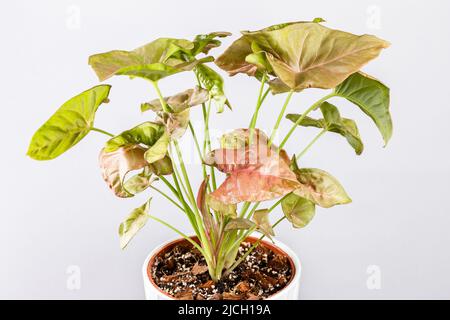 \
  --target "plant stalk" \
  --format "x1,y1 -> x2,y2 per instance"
268,90 -> 294,146
91,127 -> 114,137
151,81 -> 170,113
296,129 -> 327,160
